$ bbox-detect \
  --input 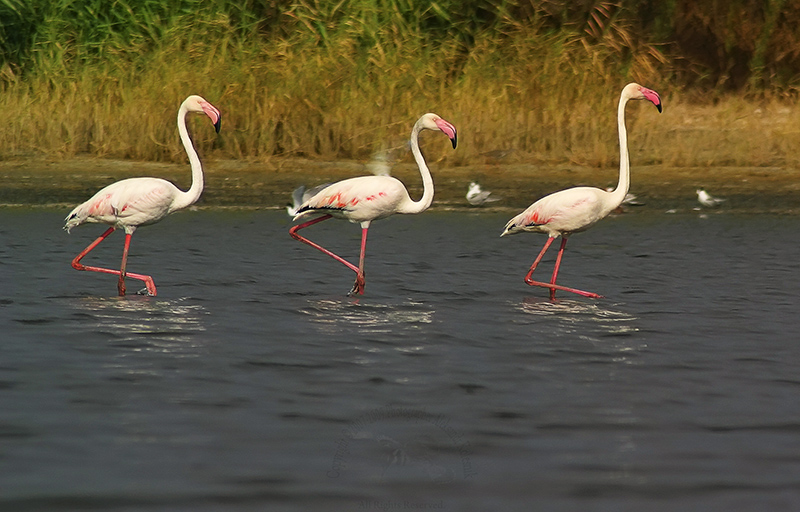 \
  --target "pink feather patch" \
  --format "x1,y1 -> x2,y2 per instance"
526,210 -> 551,226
